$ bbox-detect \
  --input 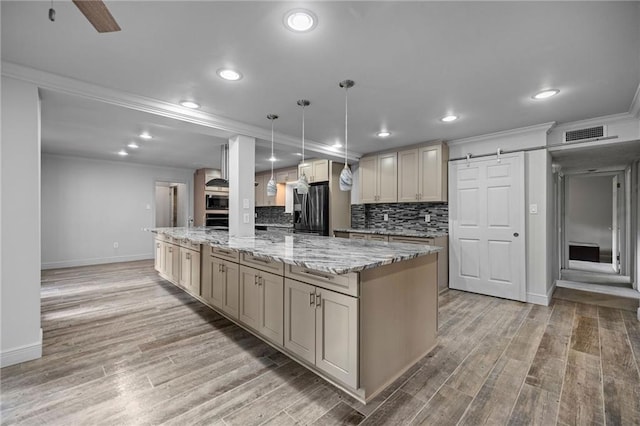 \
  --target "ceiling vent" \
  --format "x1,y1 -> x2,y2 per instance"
564,125 -> 606,143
